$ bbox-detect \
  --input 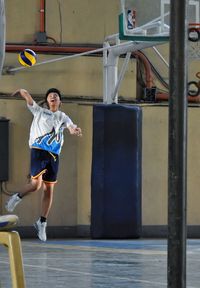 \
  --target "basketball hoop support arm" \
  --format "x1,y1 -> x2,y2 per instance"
103,38 -> 163,104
